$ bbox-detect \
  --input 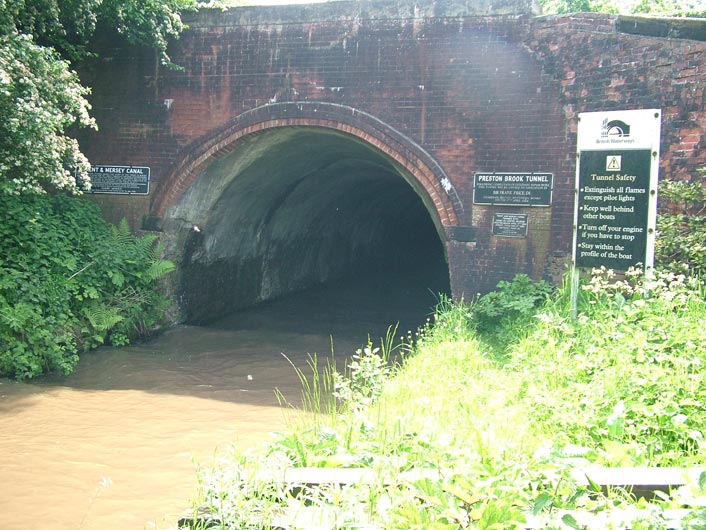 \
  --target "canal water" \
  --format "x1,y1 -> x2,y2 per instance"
0,270 -> 446,530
